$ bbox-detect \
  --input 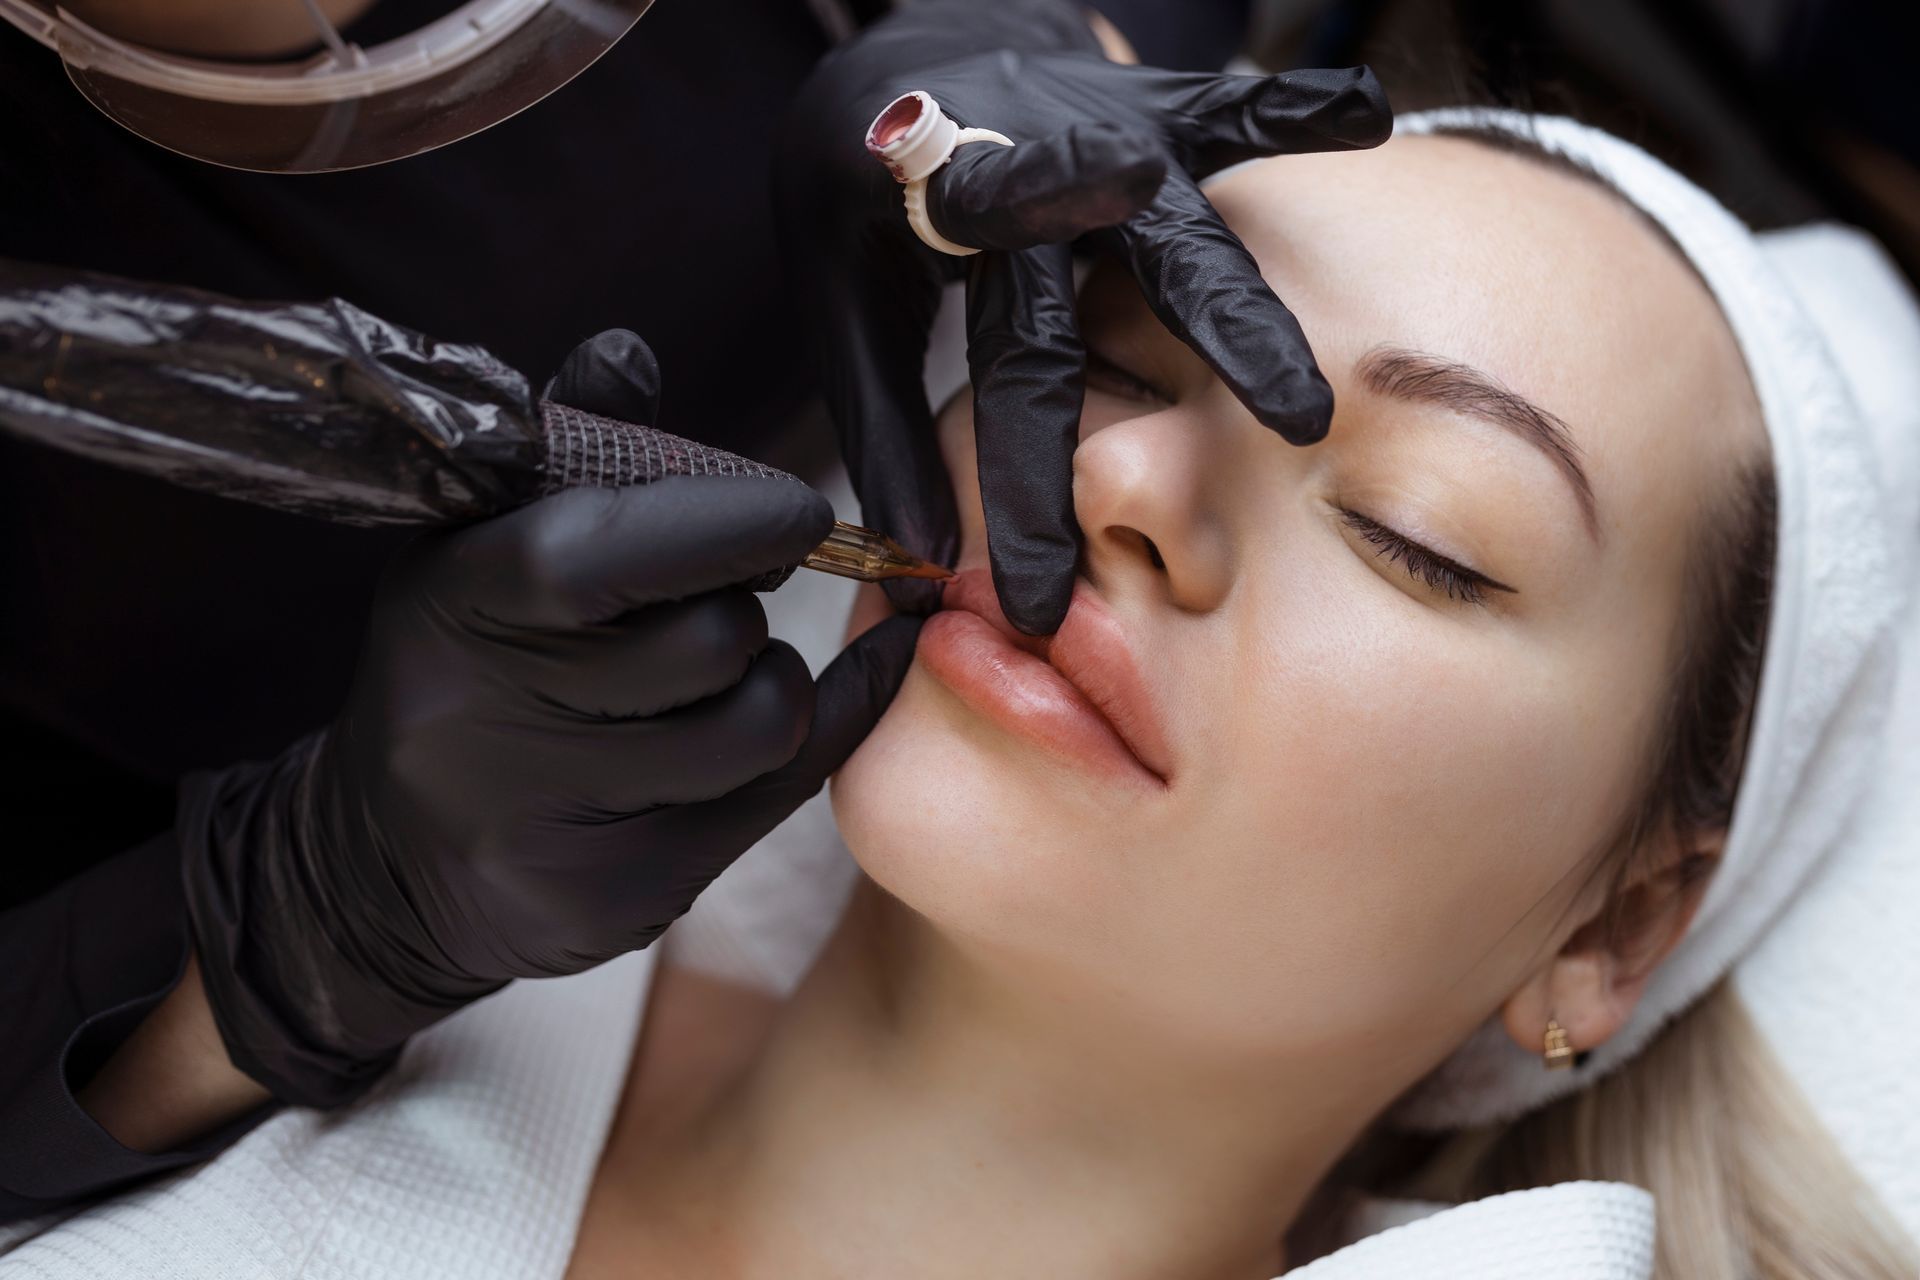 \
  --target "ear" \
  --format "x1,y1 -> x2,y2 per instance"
1499,835 -> 1723,1062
